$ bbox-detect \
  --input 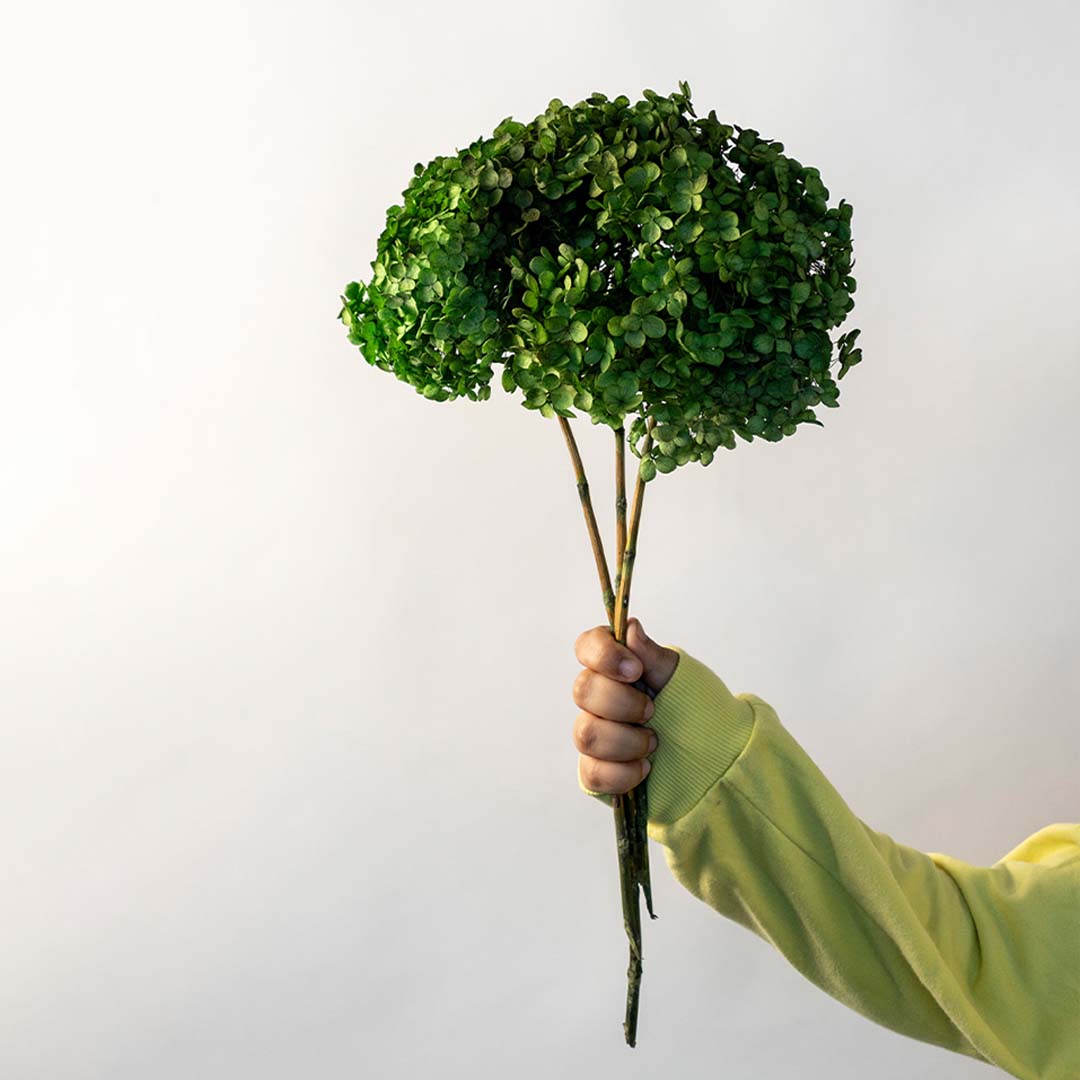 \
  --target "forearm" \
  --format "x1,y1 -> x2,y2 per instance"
586,647 -> 1080,1079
